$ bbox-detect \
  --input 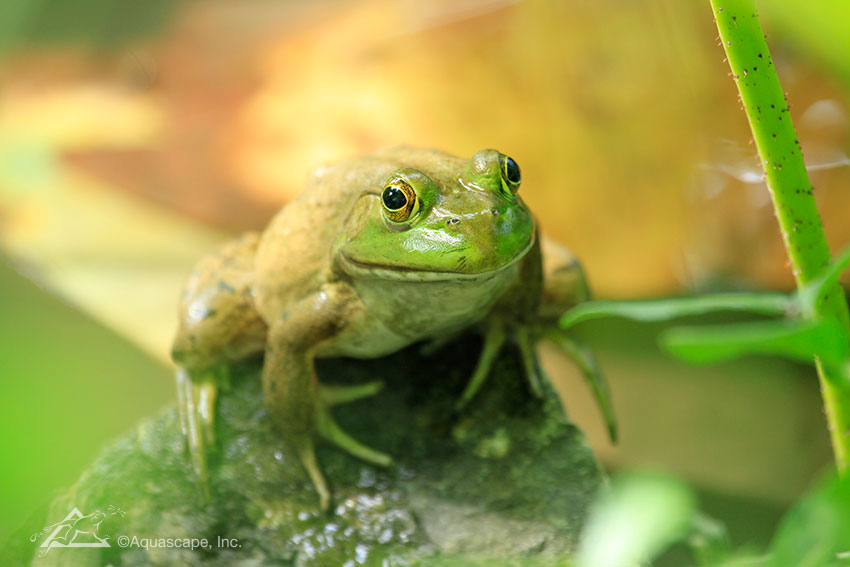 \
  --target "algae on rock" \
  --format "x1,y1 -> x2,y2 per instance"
4,337 -> 604,567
